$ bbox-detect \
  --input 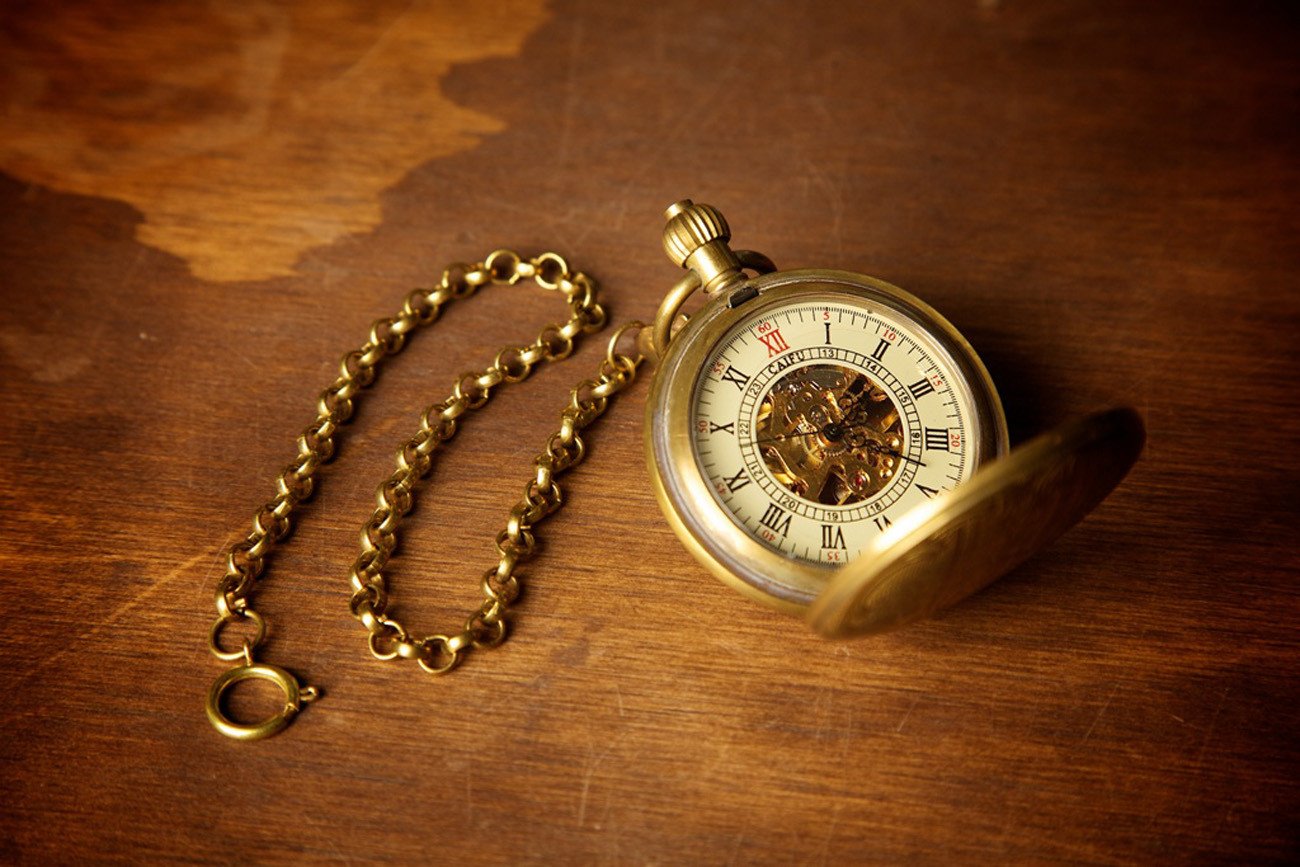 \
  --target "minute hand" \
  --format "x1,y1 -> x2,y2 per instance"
864,440 -> 926,467
752,418 -> 884,446
752,420 -> 923,466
